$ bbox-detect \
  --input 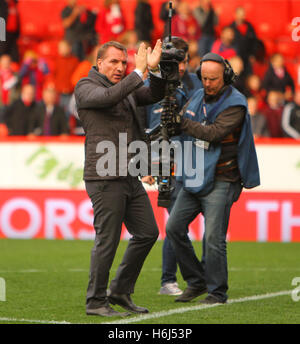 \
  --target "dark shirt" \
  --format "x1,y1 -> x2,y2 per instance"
4,99 -> 39,135
250,113 -> 270,137
61,6 -> 83,43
